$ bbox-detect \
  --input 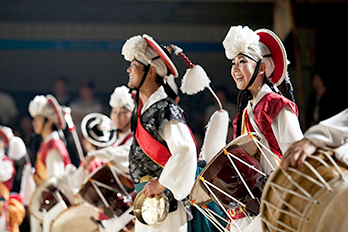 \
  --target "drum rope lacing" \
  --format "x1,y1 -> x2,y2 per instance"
193,132 -> 279,232
261,149 -> 345,232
